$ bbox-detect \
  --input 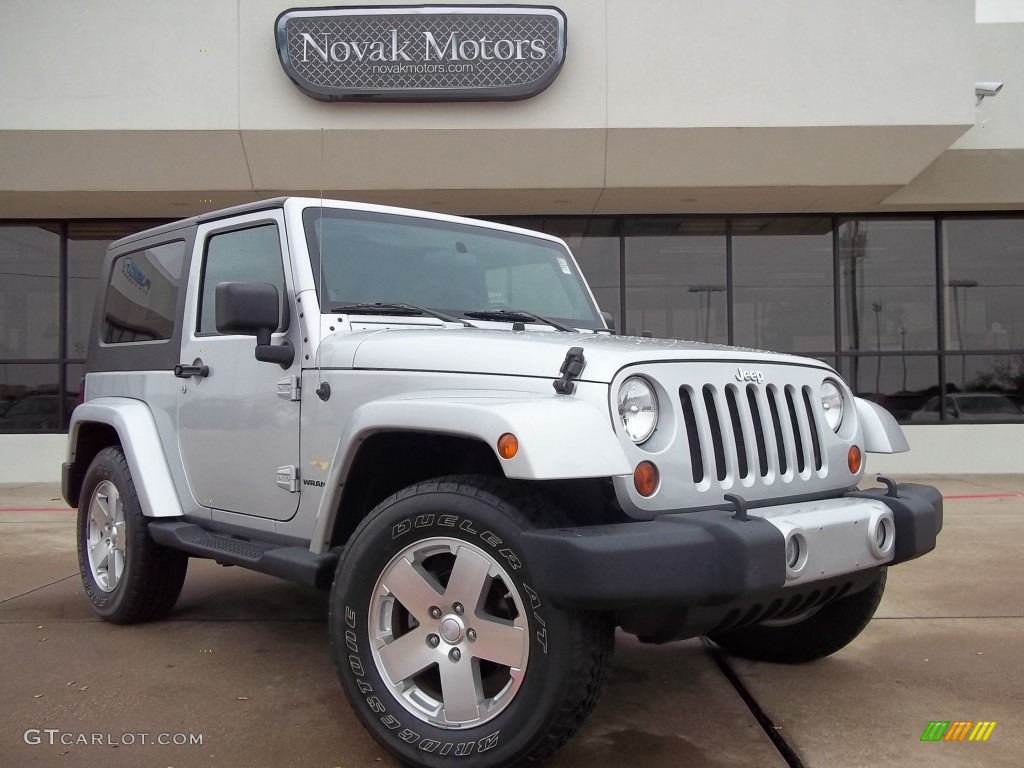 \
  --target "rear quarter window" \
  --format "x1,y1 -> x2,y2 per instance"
102,241 -> 185,344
